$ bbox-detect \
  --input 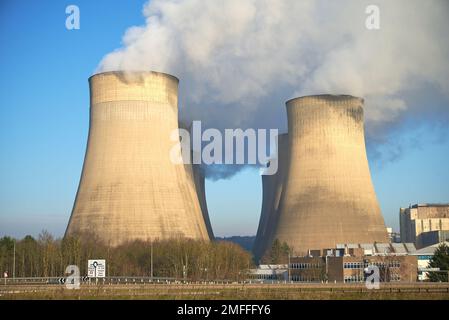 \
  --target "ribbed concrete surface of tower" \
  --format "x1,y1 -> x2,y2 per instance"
65,71 -> 211,246
253,134 -> 289,261
192,161 -> 214,240
260,95 -> 388,256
